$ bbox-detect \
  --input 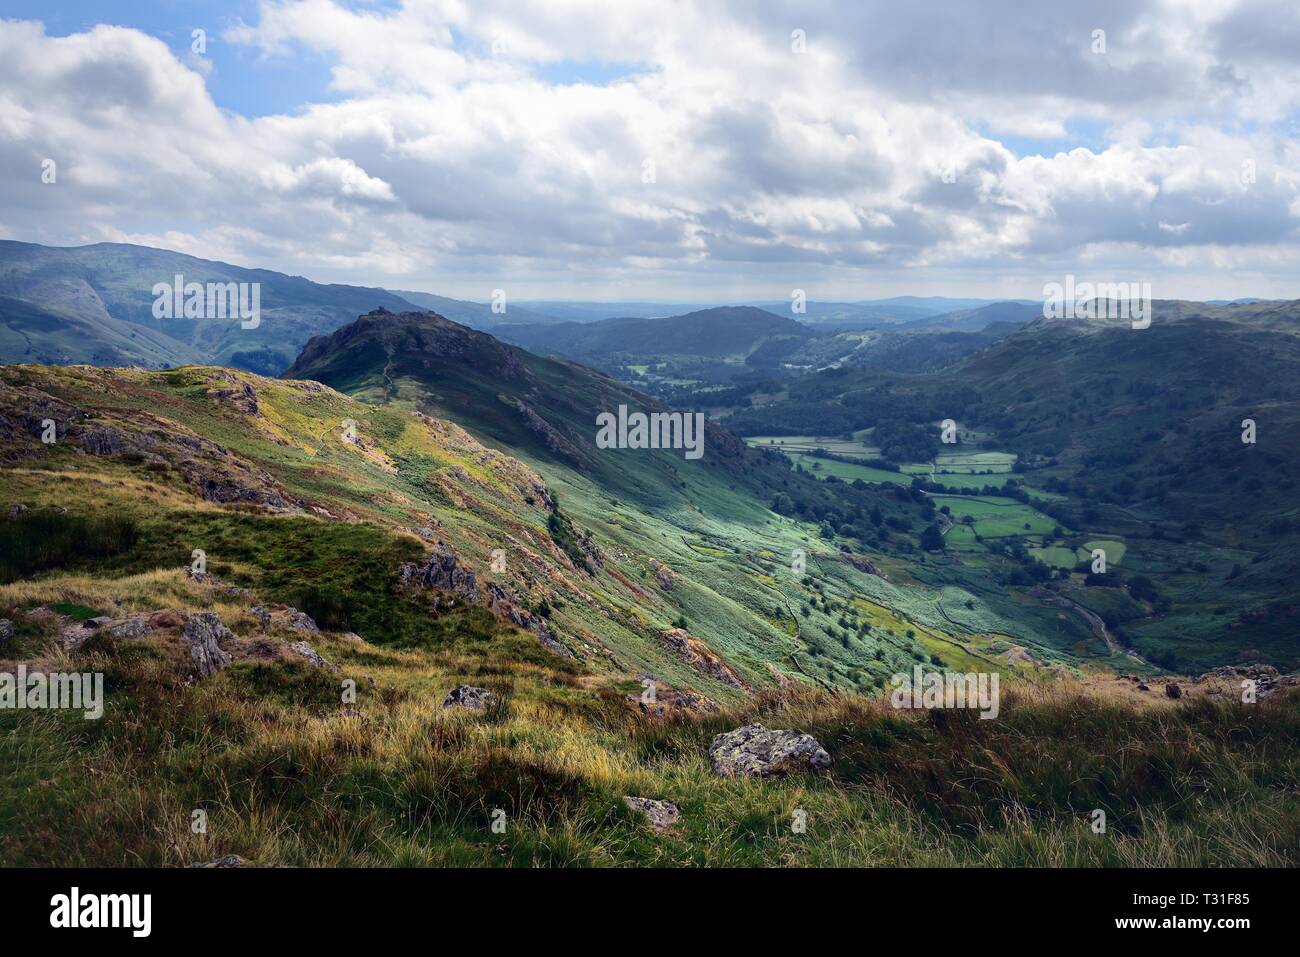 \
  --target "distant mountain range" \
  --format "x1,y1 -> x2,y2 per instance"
0,240 -> 1288,392
0,240 -> 414,374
